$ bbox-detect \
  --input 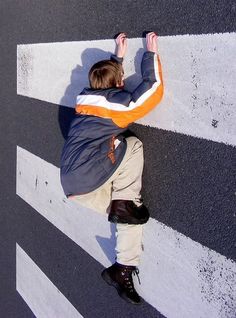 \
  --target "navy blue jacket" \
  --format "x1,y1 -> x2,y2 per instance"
60,51 -> 163,196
